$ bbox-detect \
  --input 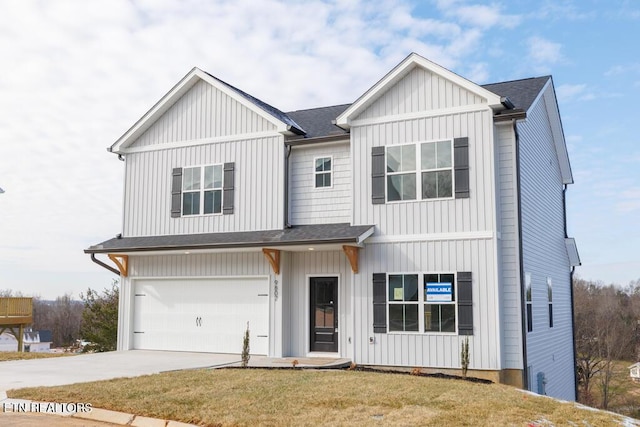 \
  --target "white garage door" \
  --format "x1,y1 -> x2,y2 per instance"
132,277 -> 269,355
